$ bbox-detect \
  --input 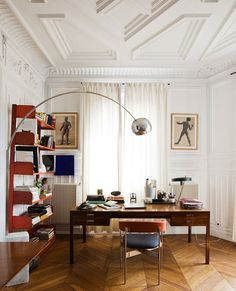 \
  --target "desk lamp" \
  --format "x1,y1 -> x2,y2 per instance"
6,90 -> 152,233
171,176 -> 192,204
